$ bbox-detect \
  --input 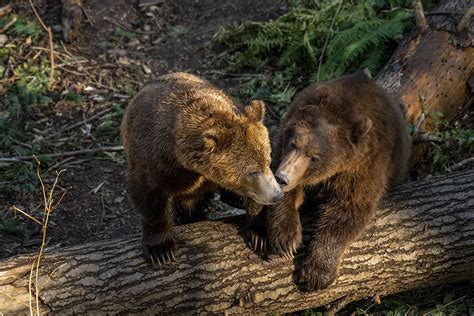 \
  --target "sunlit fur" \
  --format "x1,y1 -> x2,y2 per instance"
263,71 -> 410,290
121,72 -> 280,265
